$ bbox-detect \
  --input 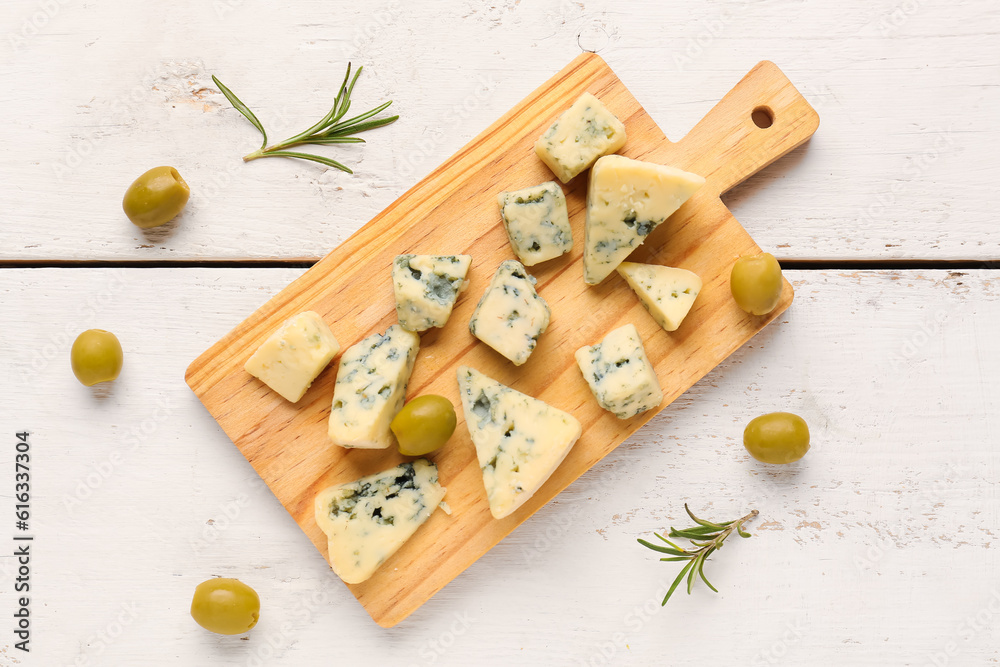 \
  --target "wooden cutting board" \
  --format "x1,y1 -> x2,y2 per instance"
185,53 -> 819,627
